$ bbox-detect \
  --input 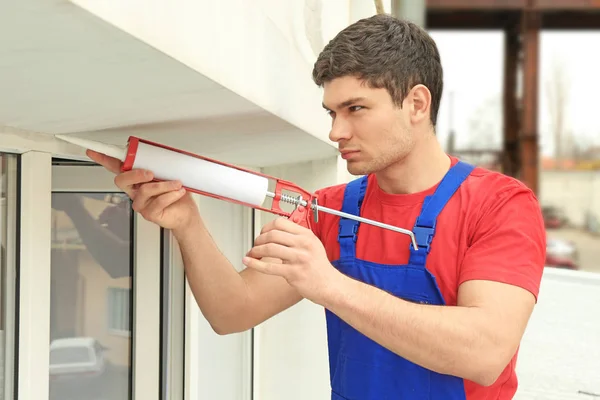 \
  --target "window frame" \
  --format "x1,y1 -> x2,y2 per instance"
1,153 -> 18,400
18,150 -> 53,400
33,161 -> 177,400
0,128 -> 186,400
